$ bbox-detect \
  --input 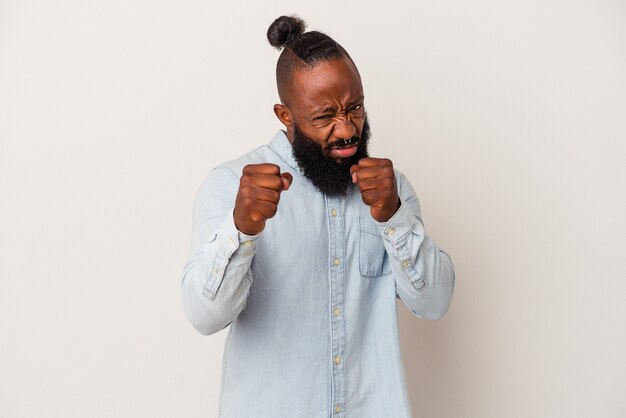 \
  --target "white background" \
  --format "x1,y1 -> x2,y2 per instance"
1,1 -> 625,417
